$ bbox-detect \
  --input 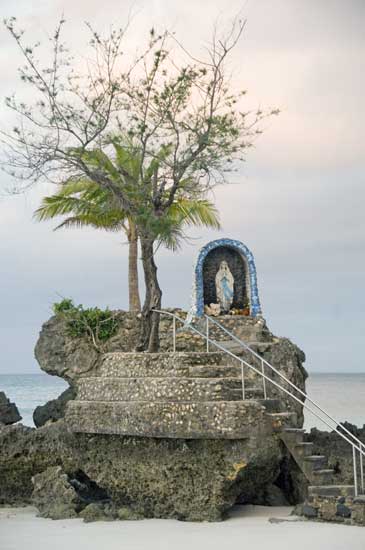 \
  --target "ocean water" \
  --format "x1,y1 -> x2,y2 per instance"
0,372 -> 364,430
0,374 -> 68,427
304,373 -> 365,431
